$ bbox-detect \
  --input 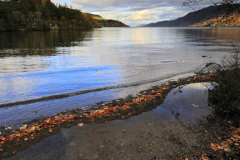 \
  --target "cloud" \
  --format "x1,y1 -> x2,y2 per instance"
68,0 -> 184,12
51,0 -> 214,26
